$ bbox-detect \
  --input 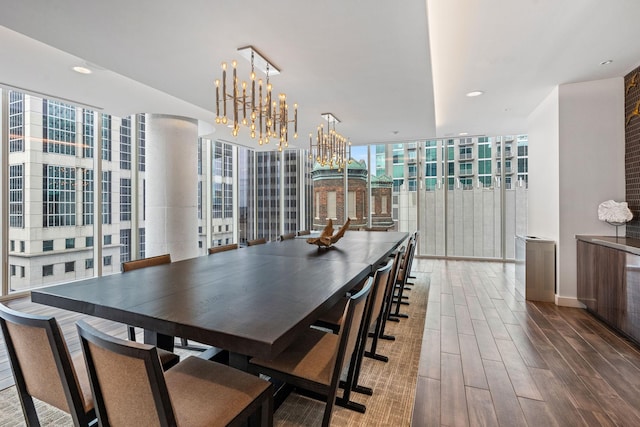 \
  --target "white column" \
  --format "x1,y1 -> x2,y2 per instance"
146,114 -> 199,261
